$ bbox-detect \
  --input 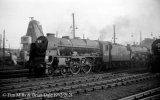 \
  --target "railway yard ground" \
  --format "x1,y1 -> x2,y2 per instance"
0,65 -> 160,100
65,74 -> 160,100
